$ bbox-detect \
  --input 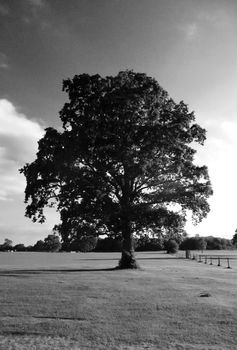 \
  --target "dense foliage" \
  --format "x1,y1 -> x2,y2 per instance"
180,237 -> 207,251
135,235 -> 163,251
0,234 -> 234,253
20,71 -> 212,268
69,235 -> 98,252
232,229 -> 237,247
0,238 -> 13,252
204,236 -> 233,250
179,236 -> 233,251
33,234 -> 61,252
164,239 -> 179,254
